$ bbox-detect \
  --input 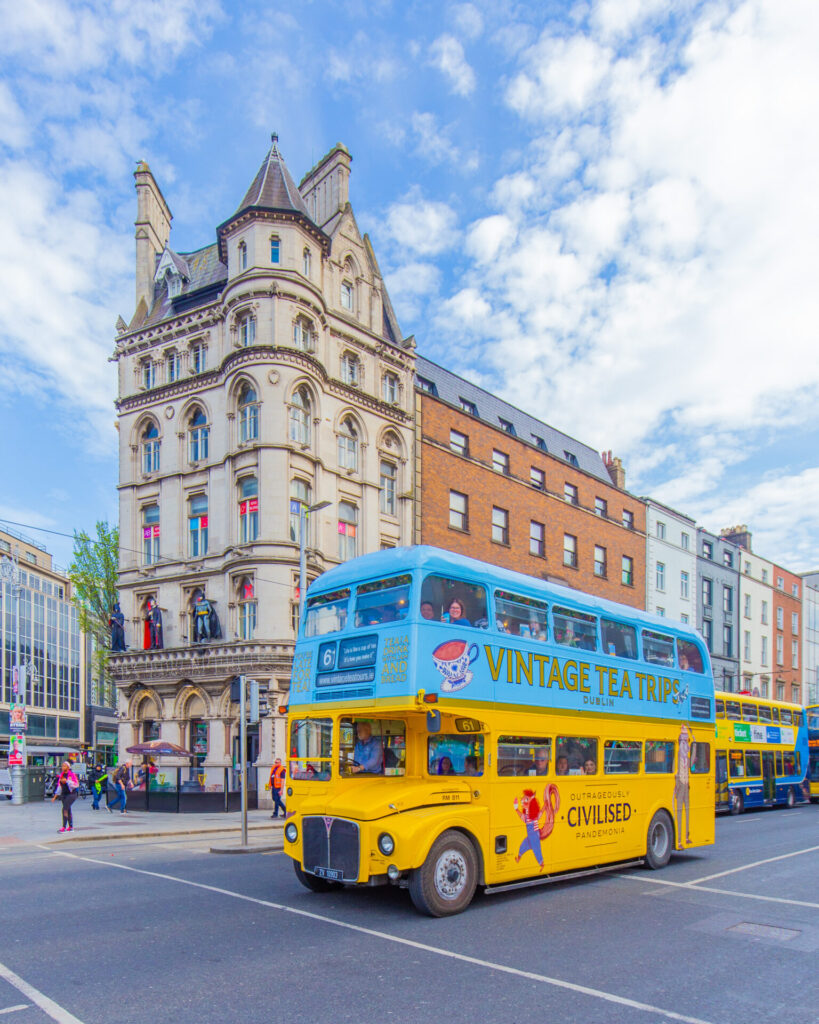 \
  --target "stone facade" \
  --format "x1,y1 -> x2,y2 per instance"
695,527 -> 740,692
110,140 -> 415,798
